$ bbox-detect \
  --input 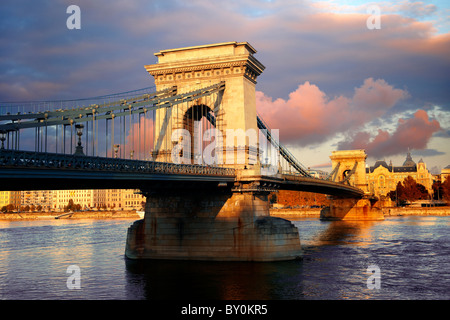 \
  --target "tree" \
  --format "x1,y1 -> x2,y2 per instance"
442,179 -> 450,201
388,176 -> 429,205
65,199 -> 76,212
388,182 -> 407,206
432,181 -> 443,200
